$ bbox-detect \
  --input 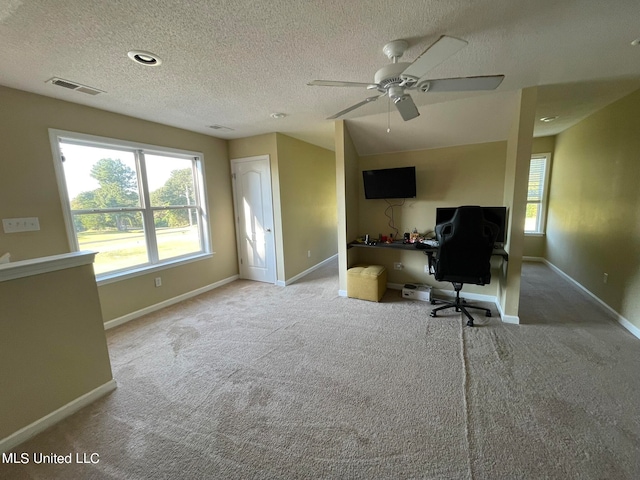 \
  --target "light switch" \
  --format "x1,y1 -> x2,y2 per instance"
2,217 -> 40,233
